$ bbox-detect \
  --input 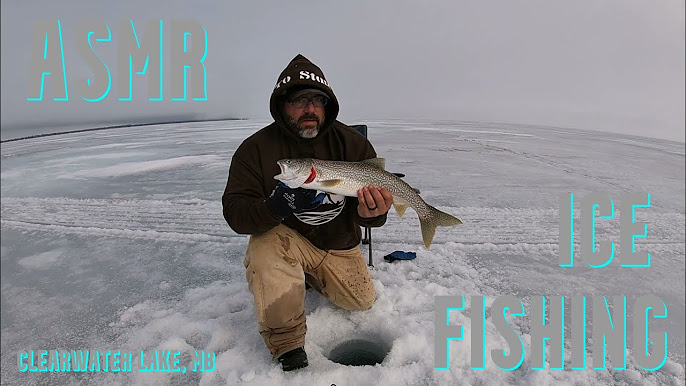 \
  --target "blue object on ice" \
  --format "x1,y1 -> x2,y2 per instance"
383,250 -> 417,263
